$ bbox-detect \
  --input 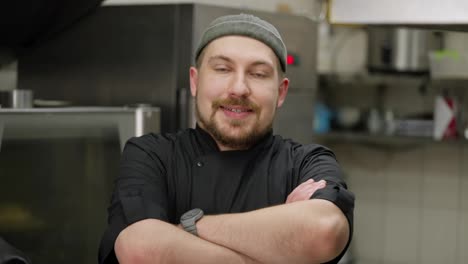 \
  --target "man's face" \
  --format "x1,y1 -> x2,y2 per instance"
190,36 -> 289,150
